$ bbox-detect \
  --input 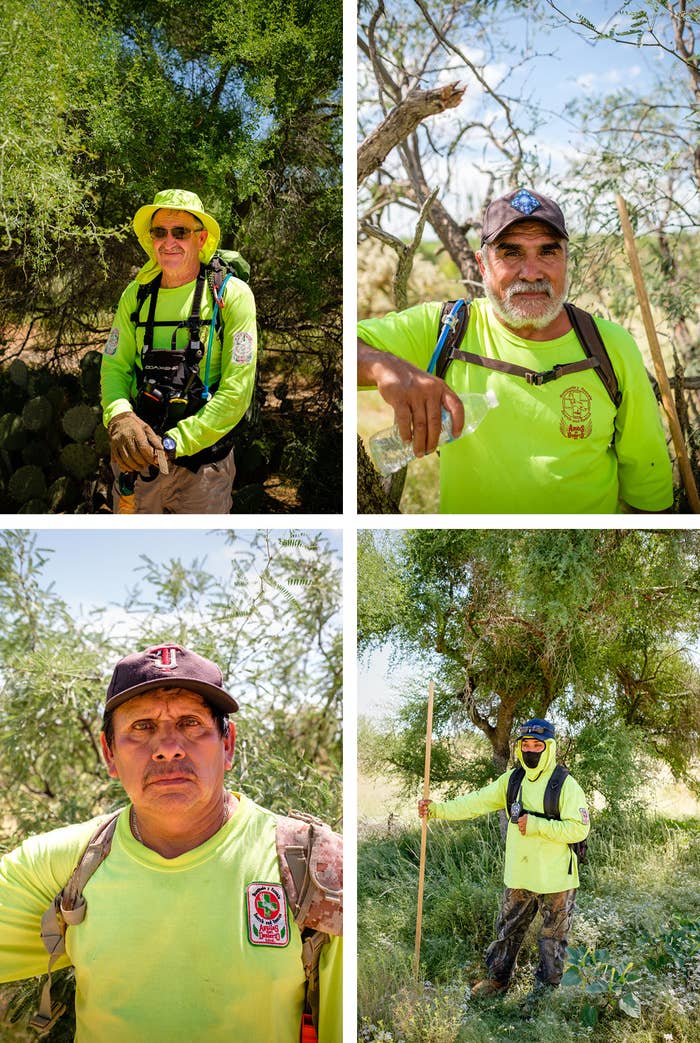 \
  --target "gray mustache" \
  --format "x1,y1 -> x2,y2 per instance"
506,280 -> 554,299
